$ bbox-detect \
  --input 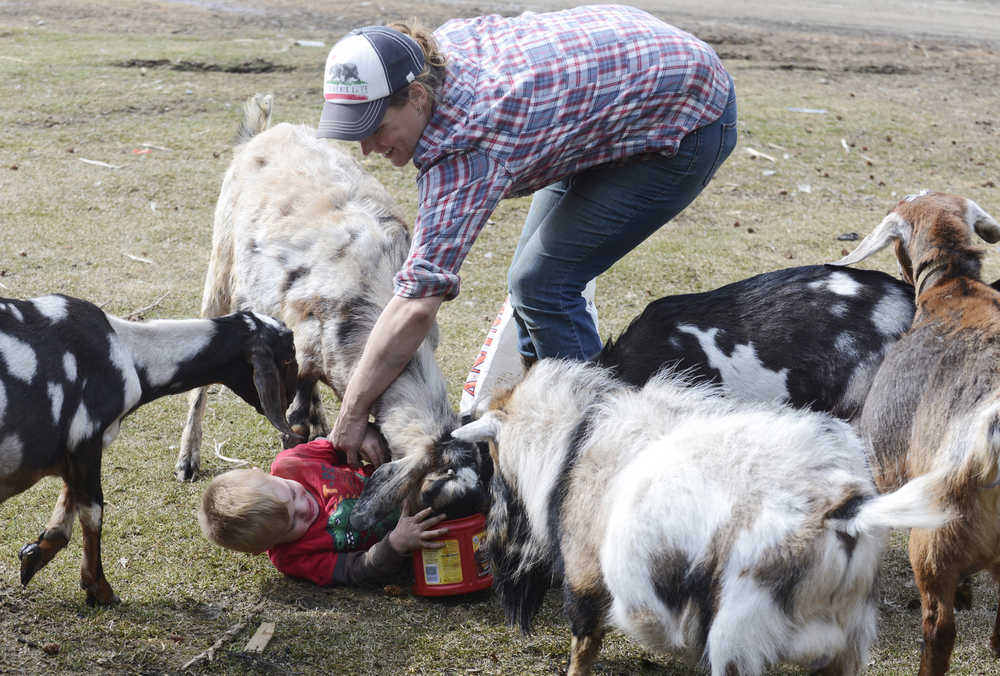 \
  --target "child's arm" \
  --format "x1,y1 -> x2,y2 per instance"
332,507 -> 449,586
